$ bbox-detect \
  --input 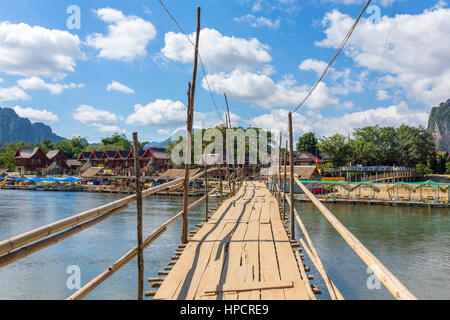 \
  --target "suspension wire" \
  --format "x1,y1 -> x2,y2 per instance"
292,0 -> 372,114
157,0 -> 226,125
367,0 -> 398,110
